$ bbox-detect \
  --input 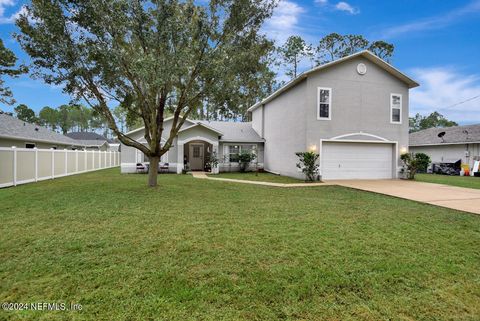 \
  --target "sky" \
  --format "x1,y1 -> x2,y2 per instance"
1,0 -> 480,124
